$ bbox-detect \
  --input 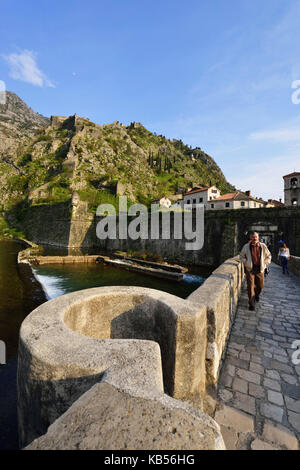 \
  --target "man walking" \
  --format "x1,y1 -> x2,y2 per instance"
240,231 -> 272,311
